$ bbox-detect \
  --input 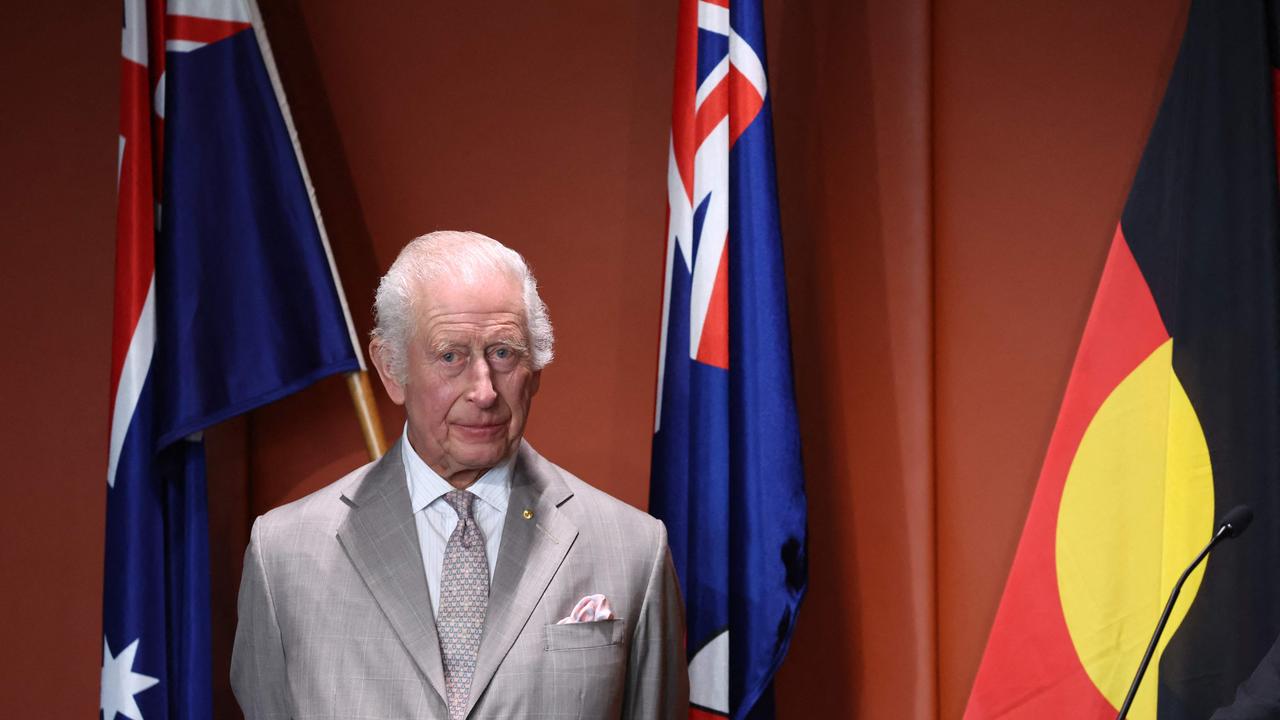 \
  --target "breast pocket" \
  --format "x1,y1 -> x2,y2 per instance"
544,618 -> 626,651
536,619 -> 628,718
